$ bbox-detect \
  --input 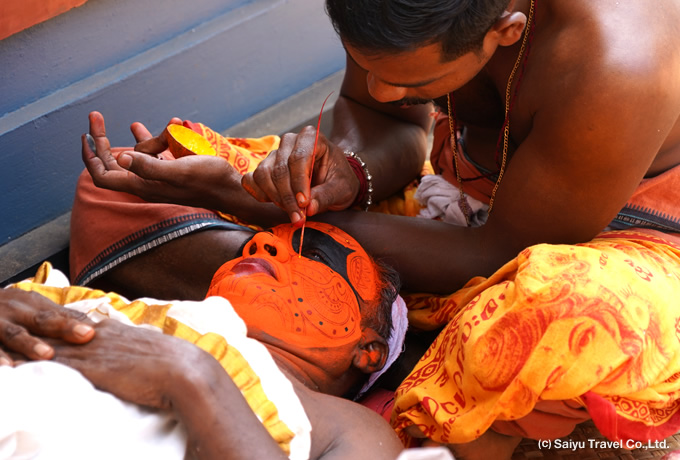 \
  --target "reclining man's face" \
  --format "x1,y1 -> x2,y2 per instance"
206,222 -> 380,350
